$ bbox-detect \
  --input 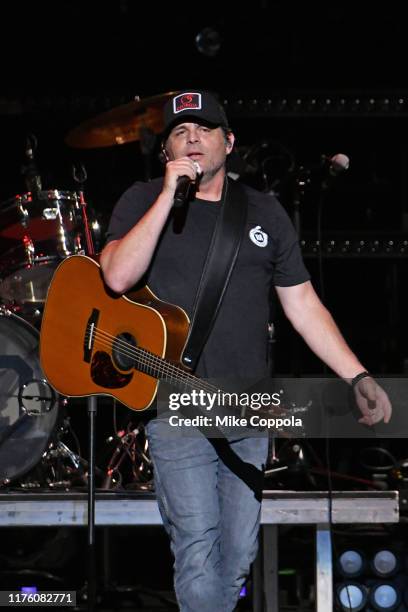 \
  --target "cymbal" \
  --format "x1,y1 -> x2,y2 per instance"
65,91 -> 178,148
